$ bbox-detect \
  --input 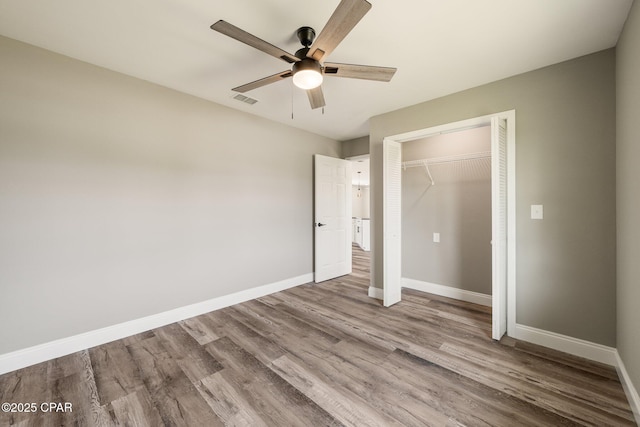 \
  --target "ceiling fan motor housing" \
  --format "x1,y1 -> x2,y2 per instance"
295,47 -> 310,60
